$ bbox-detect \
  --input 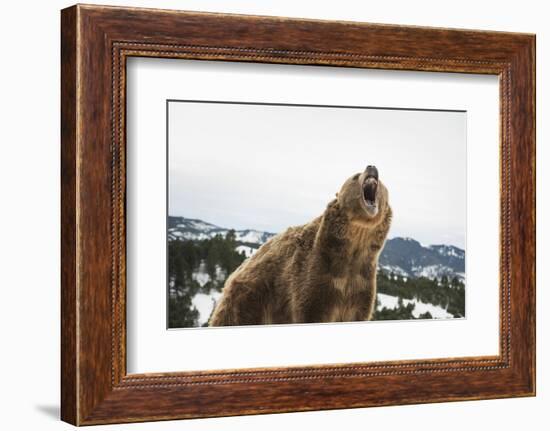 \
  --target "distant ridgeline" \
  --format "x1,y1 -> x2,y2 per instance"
167,216 -> 465,328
